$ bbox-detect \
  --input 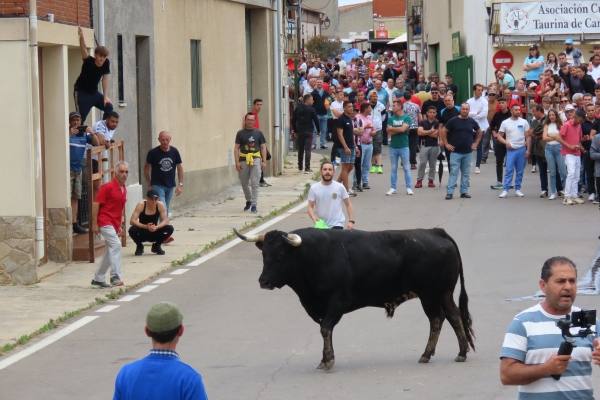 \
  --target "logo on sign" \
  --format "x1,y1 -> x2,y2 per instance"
505,8 -> 529,31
